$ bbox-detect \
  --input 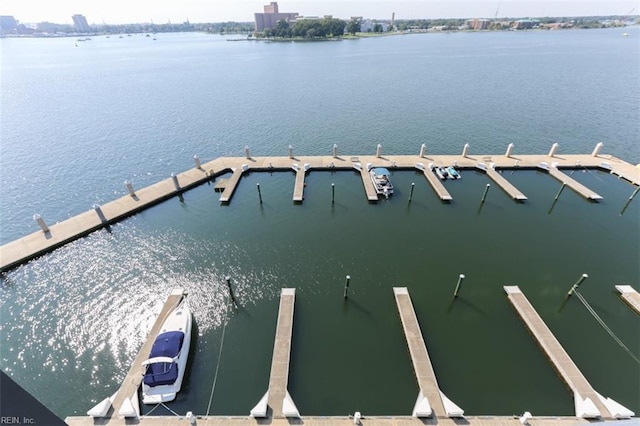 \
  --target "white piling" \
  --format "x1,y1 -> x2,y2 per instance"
591,142 -> 604,157
506,143 -> 514,157
344,275 -> 351,299
124,180 -> 135,197
409,183 -> 415,202
481,184 -> 490,203
288,144 -> 294,159
331,183 -> 335,204
92,204 -> 105,223
567,273 -> 588,296
376,144 -> 382,158
419,143 -> 426,158
332,144 -> 338,158
244,145 -> 251,159
33,214 -> 49,233
548,142 -> 559,157
171,173 -> 180,190
554,183 -> 566,201
462,143 -> 470,157
453,274 -> 465,297
257,183 -> 263,204
186,411 -> 196,426
193,155 -> 201,169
